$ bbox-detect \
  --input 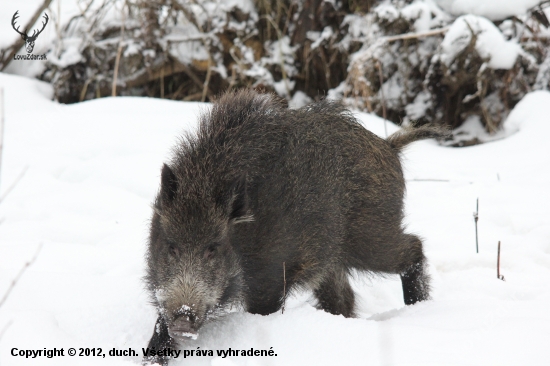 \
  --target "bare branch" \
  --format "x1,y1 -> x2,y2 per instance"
0,243 -> 43,308
0,166 -> 29,205
408,179 -> 450,182
385,27 -> 450,43
0,88 -> 4,190
0,320 -> 13,342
